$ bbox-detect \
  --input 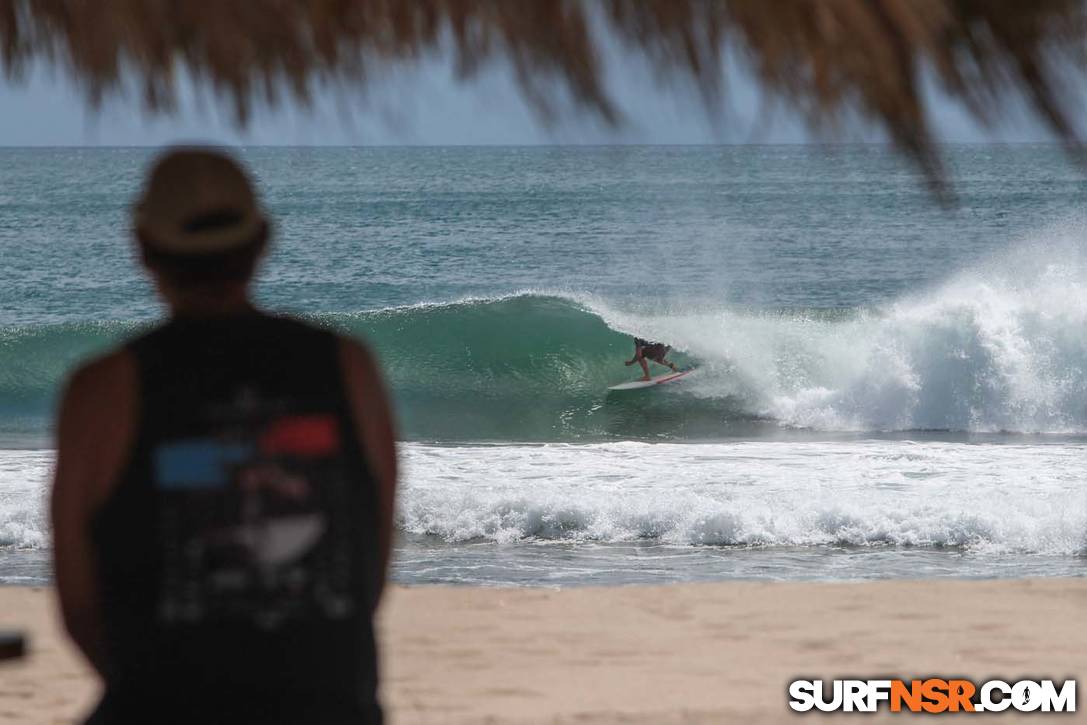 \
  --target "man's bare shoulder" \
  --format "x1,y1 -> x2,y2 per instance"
338,336 -> 380,378
55,347 -> 139,508
63,348 -> 137,408
58,348 -> 138,451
